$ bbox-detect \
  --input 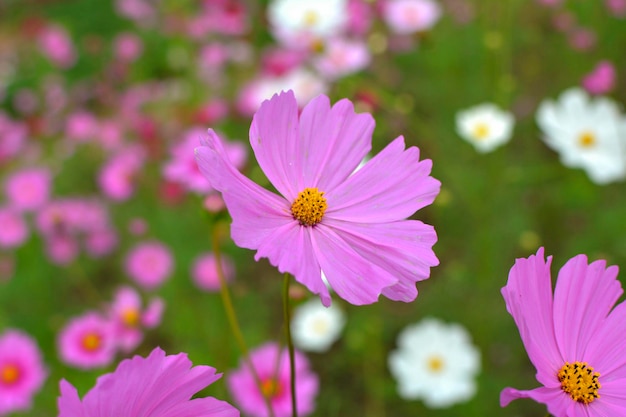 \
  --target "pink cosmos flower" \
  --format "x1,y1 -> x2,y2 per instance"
125,241 -> 174,290
65,111 -> 97,142
227,342 -> 318,417
108,286 -> 163,352
606,0 -> 626,16
0,207 -> 28,249
37,25 -> 76,68
98,147 -> 145,201
4,168 -> 51,211
383,0 -> 442,34
582,61 -> 616,95
500,248 -> 626,416
58,312 -> 116,369
113,33 -> 143,62
0,330 -> 47,415
313,38 -> 371,80
195,91 -> 439,306
191,252 -> 235,292
58,347 -> 238,417
163,128 -> 247,194
0,113 -> 26,163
